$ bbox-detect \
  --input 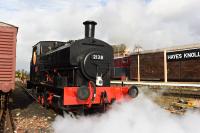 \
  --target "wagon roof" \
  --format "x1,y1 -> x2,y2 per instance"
0,21 -> 18,29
